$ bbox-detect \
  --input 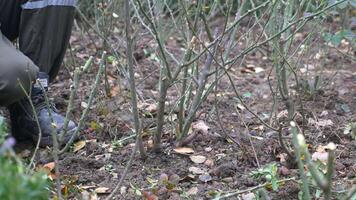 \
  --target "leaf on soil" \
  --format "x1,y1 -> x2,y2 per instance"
204,159 -> 214,168
320,110 -> 328,117
95,187 -> 110,194
236,103 -> 245,110
138,102 -> 157,114
242,192 -> 256,200
308,118 -> 333,127
80,185 -> 96,190
276,153 -> 287,163
143,191 -> 158,200
109,85 -> 120,97
186,187 -> 198,196
189,166 -> 205,175
198,173 -> 212,183
81,102 -> 89,109
192,120 -> 210,134
173,147 -> 195,155
190,155 -> 207,164
37,162 -> 56,180
277,110 -> 288,119
241,65 -> 264,74
312,152 -> 329,163
204,147 -> 212,152
147,139 -> 154,148
43,162 -> 55,172
73,140 -> 86,152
